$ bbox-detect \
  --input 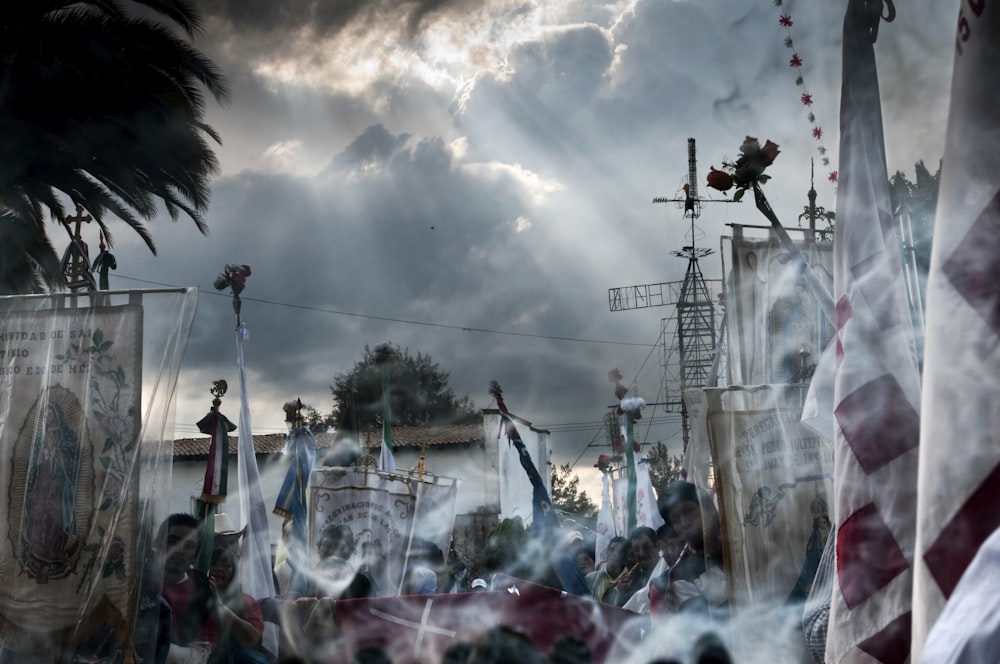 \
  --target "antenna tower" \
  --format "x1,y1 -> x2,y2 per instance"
607,138 -> 735,450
